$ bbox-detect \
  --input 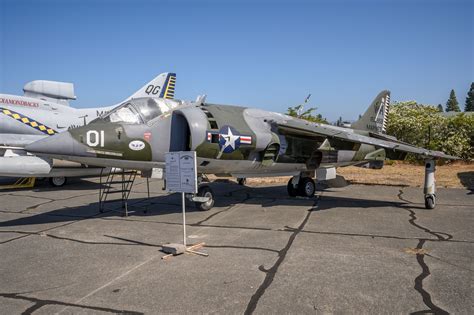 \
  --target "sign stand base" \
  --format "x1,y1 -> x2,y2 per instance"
163,151 -> 208,260
162,242 -> 208,260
